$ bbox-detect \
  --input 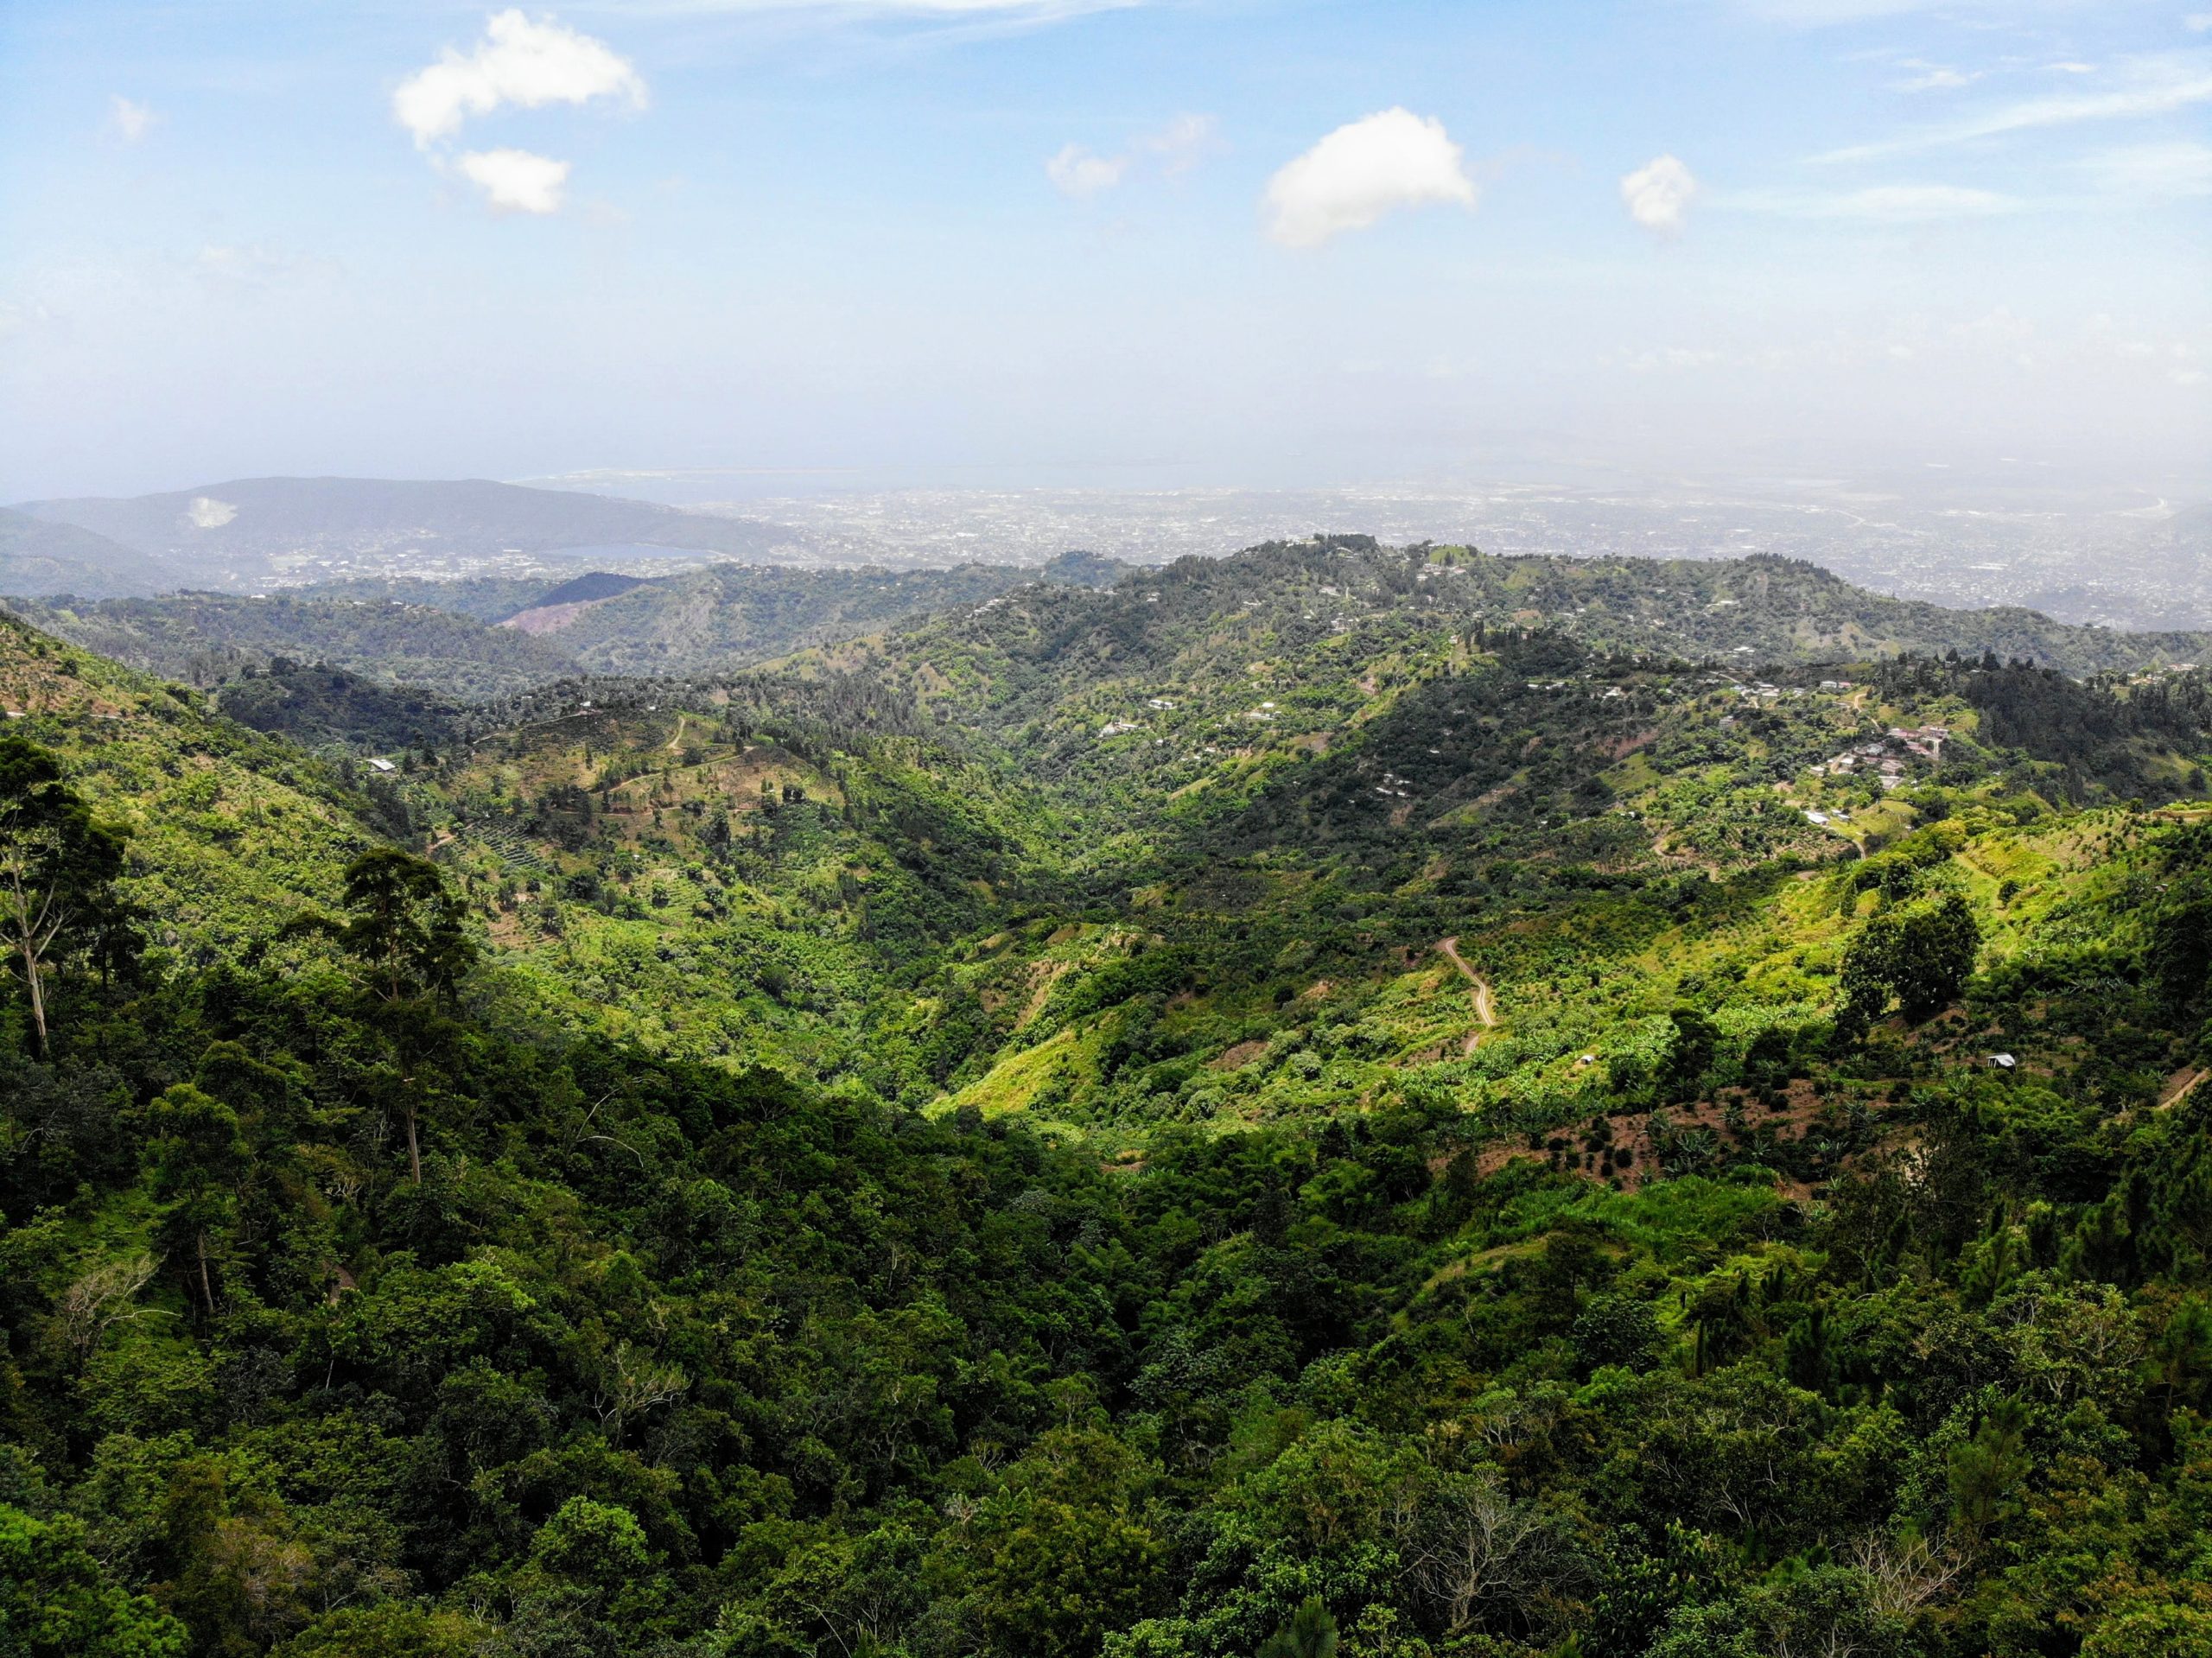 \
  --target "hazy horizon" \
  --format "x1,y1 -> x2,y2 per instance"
3,0 -> 2209,505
